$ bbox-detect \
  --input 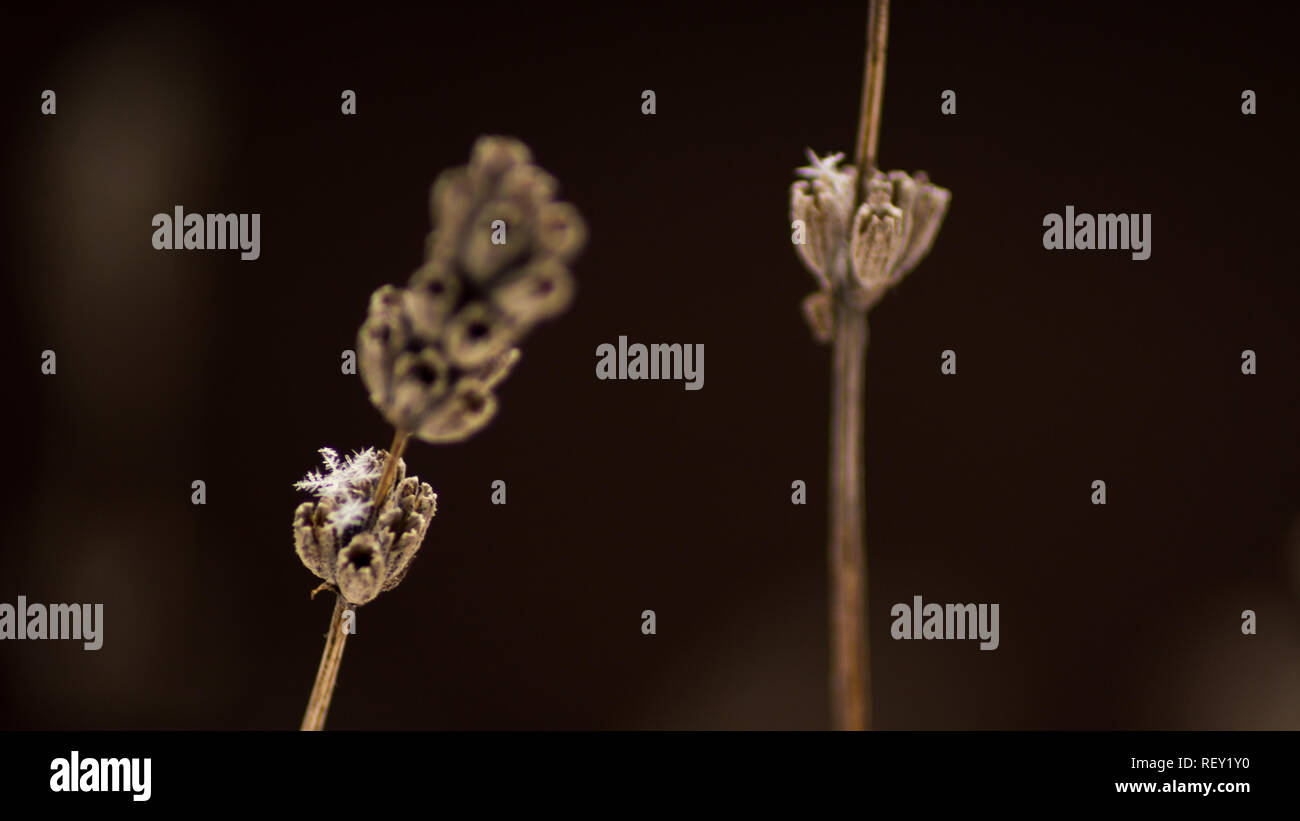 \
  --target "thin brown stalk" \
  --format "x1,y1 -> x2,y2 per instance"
827,0 -> 888,731
854,0 -> 890,182
300,427 -> 410,731
829,303 -> 870,730
301,593 -> 349,731
372,427 -> 412,513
